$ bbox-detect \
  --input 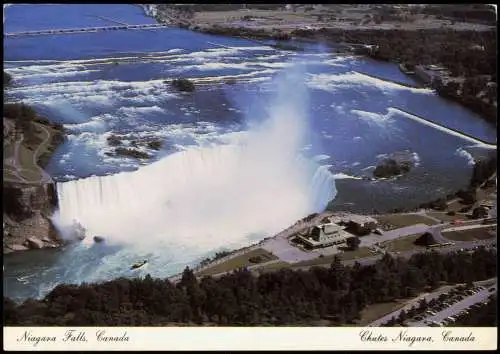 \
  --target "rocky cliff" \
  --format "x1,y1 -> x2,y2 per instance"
3,182 -> 63,254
